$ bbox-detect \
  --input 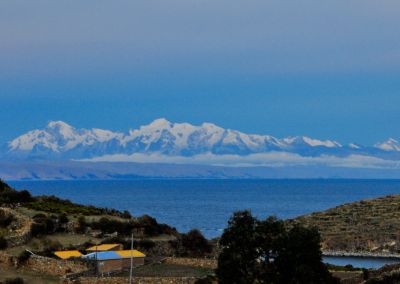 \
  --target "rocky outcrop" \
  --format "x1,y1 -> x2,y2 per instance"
1,207 -> 32,246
